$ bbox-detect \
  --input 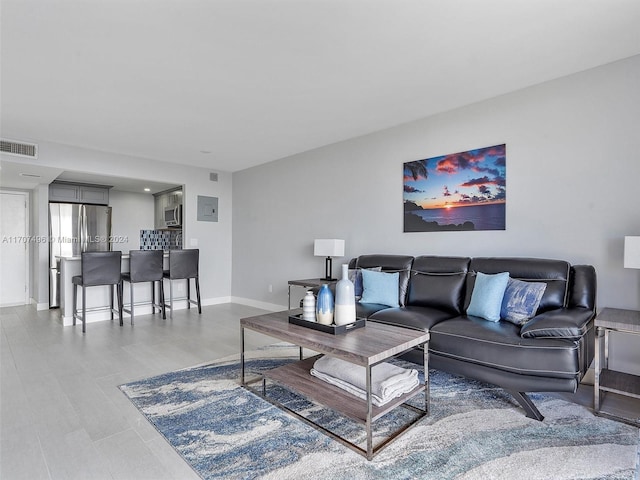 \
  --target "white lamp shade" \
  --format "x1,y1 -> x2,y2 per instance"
624,236 -> 640,269
314,239 -> 345,257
